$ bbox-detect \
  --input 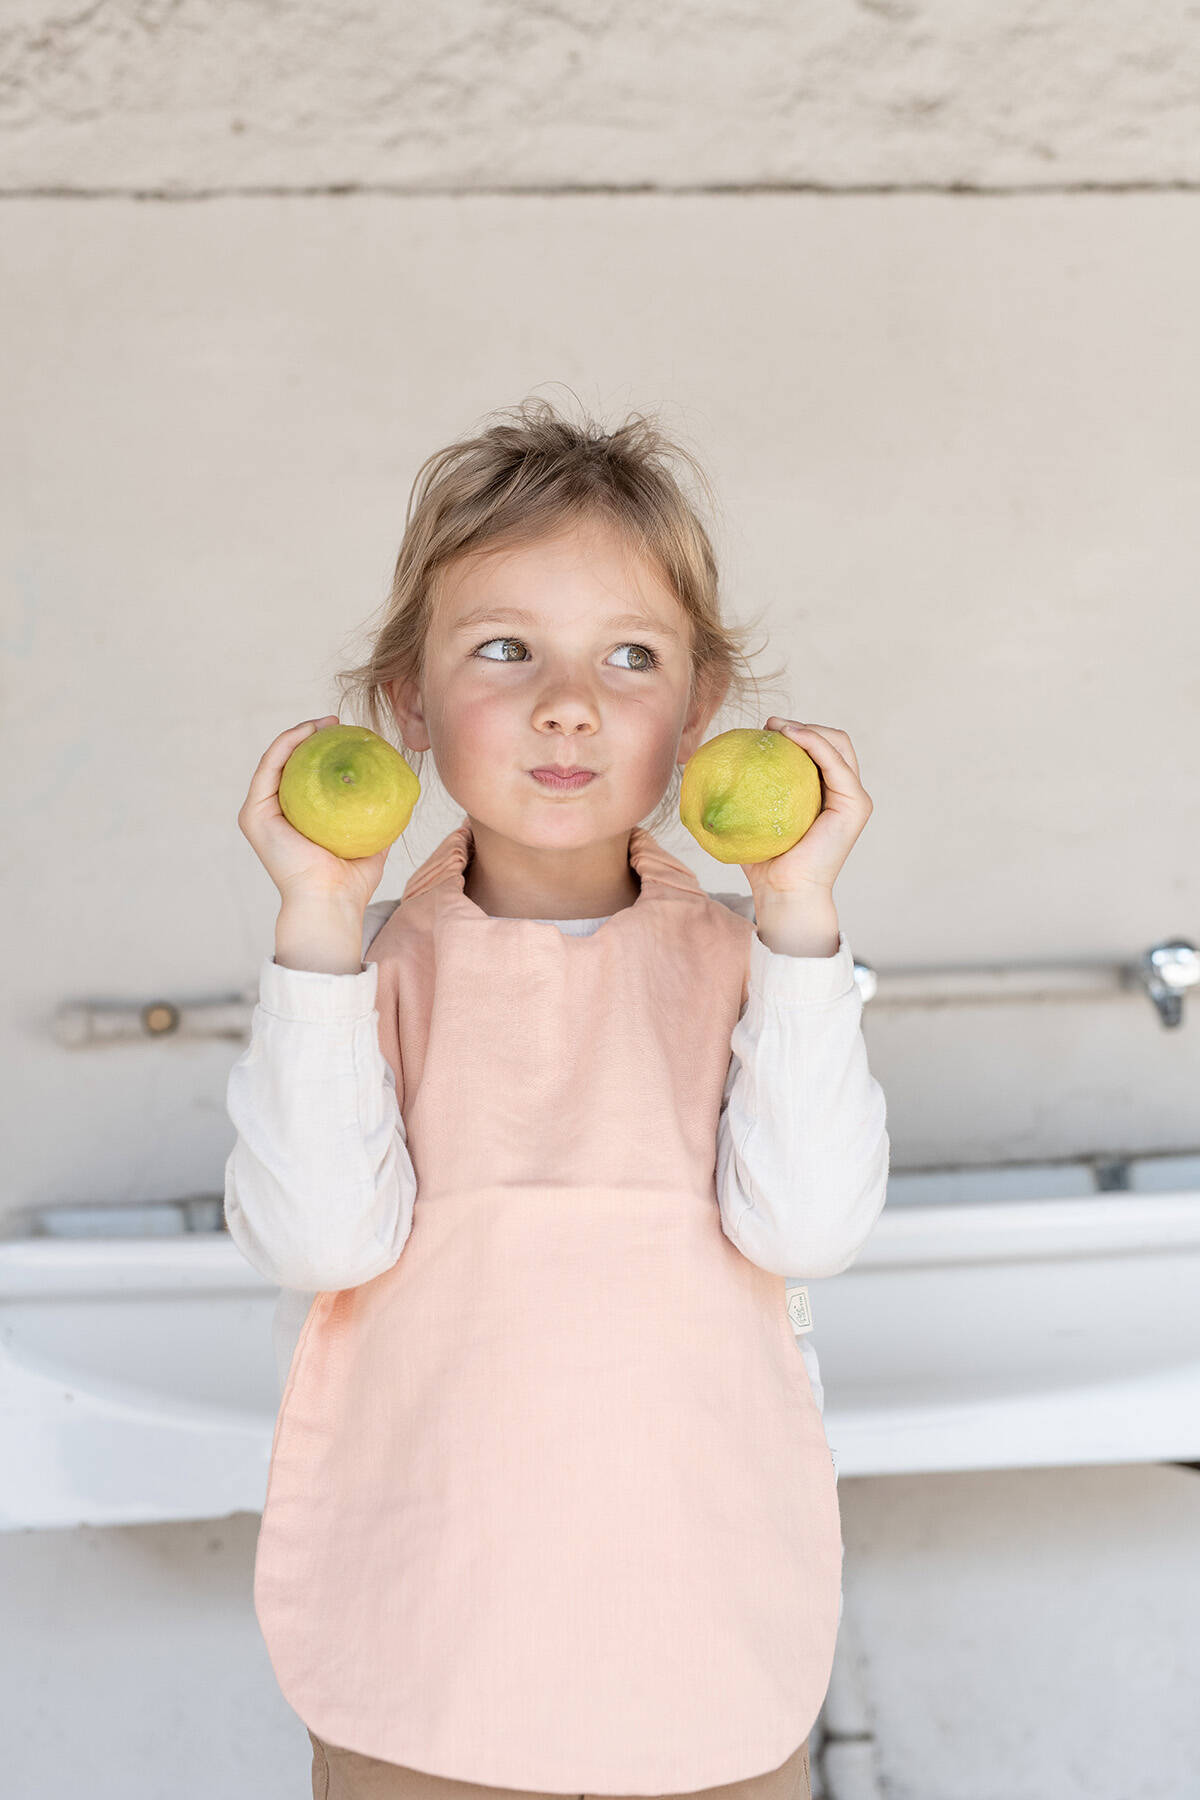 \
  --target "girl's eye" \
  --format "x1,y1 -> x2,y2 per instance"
471,637 -> 661,672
